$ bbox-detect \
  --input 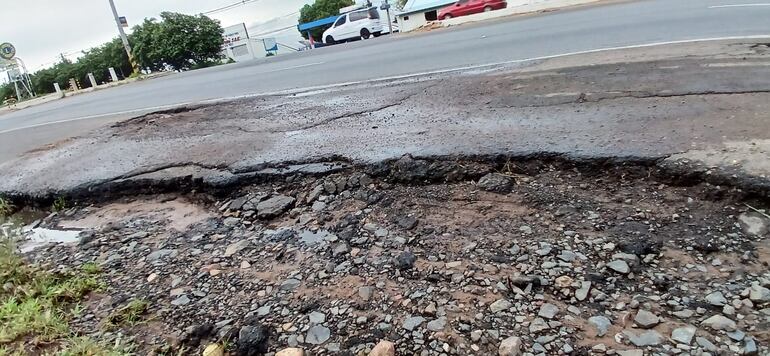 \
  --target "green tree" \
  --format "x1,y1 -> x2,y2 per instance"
298,0 -> 355,41
132,12 -> 224,71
